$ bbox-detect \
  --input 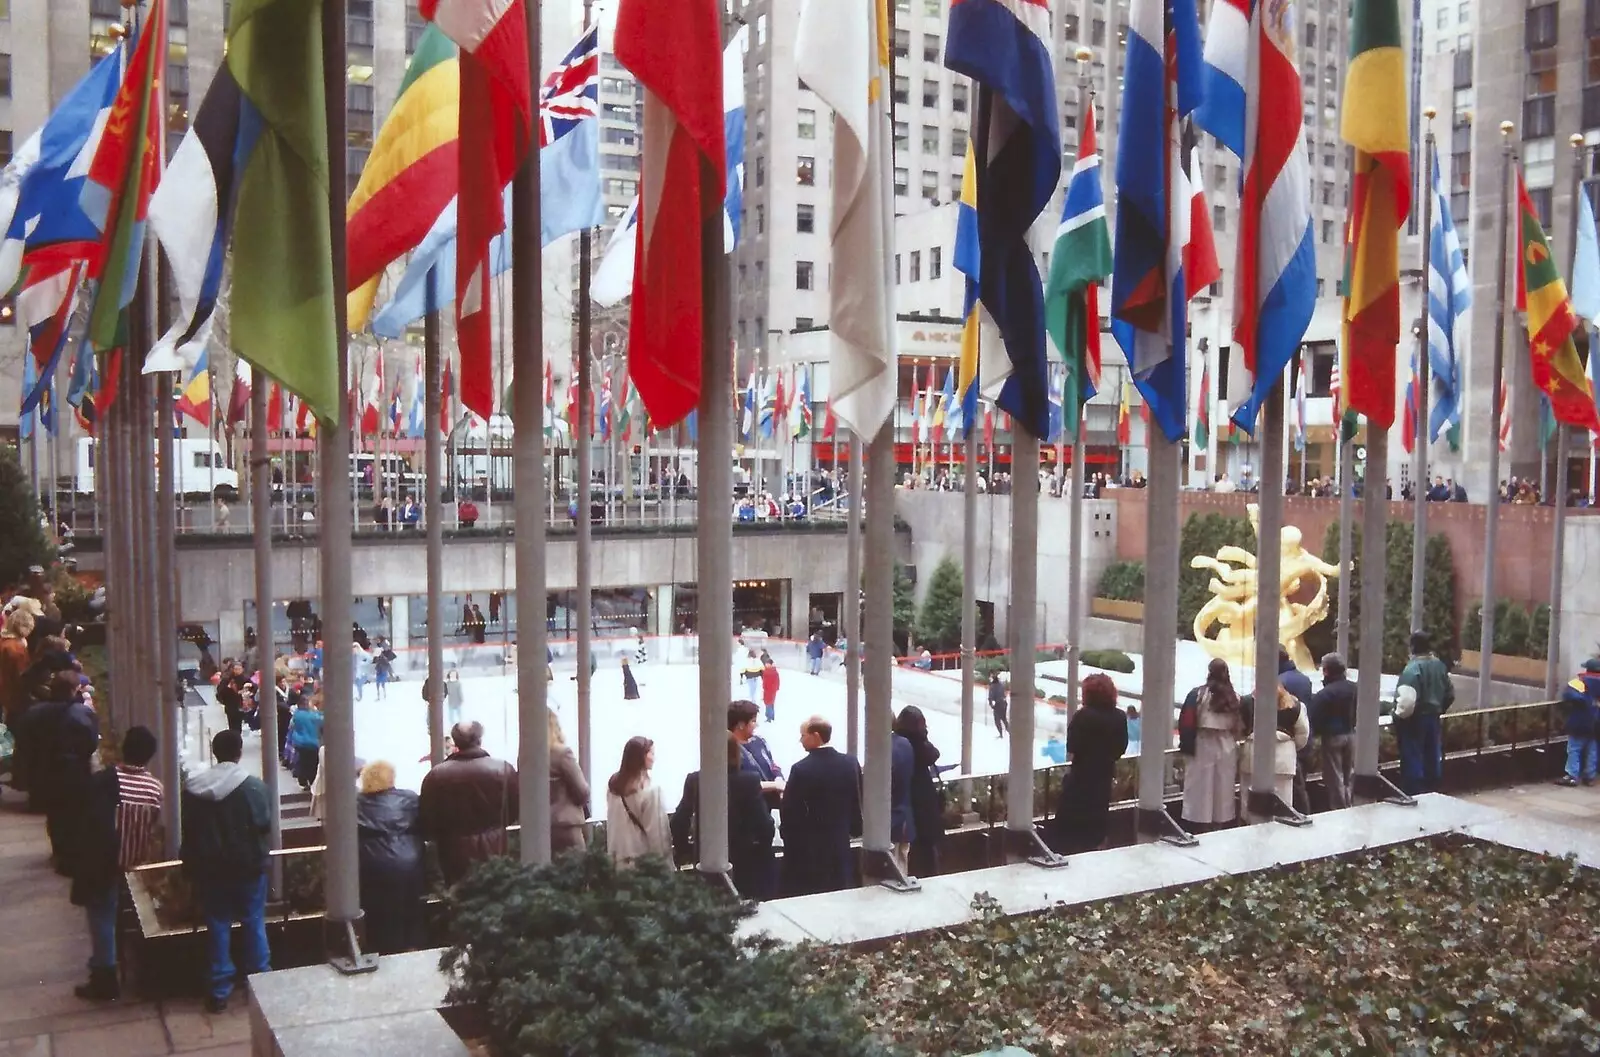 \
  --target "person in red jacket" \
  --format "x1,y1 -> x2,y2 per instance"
760,655 -> 781,723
